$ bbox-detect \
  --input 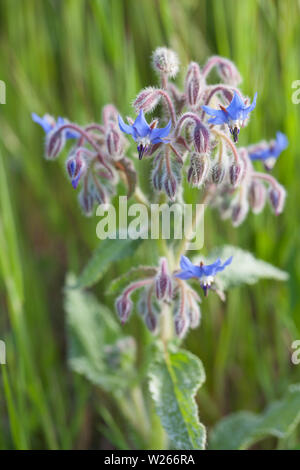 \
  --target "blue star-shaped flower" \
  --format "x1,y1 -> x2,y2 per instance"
118,109 -> 171,160
32,113 -> 79,139
249,131 -> 288,169
202,91 -> 257,142
175,255 -> 233,295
